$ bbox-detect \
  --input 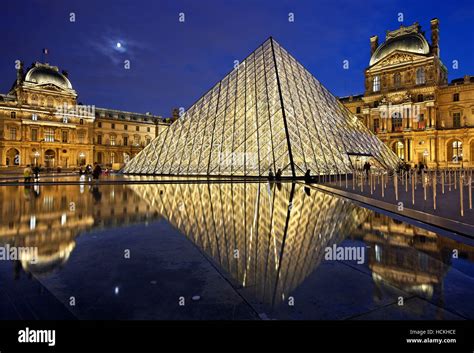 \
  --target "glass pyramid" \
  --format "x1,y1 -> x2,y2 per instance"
124,37 -> 399,177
